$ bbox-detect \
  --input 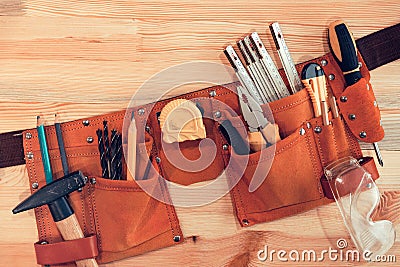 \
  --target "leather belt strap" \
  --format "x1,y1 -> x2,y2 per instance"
320,156 -> 379,199
357,23 -> 400,71
0,130 -> 25,168
34,235 -> 99,265
0,23 -> 399,169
